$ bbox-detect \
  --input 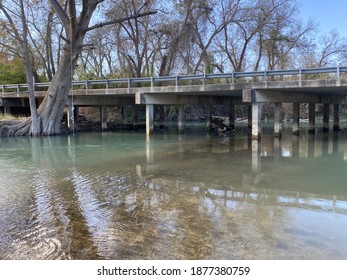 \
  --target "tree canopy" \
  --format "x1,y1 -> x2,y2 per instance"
1,0 -> 346,82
